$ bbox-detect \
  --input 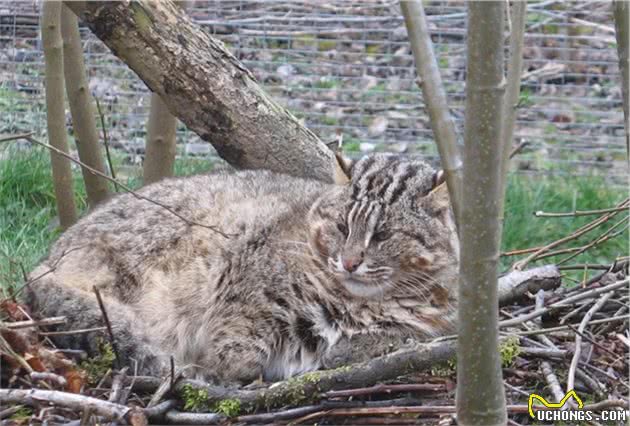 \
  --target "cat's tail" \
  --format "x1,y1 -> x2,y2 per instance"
21,267 -> 168,376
